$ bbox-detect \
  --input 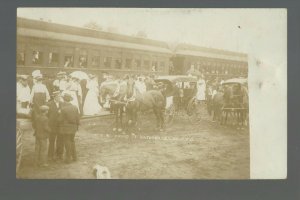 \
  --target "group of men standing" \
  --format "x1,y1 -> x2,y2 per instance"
17,70 -> 80,167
